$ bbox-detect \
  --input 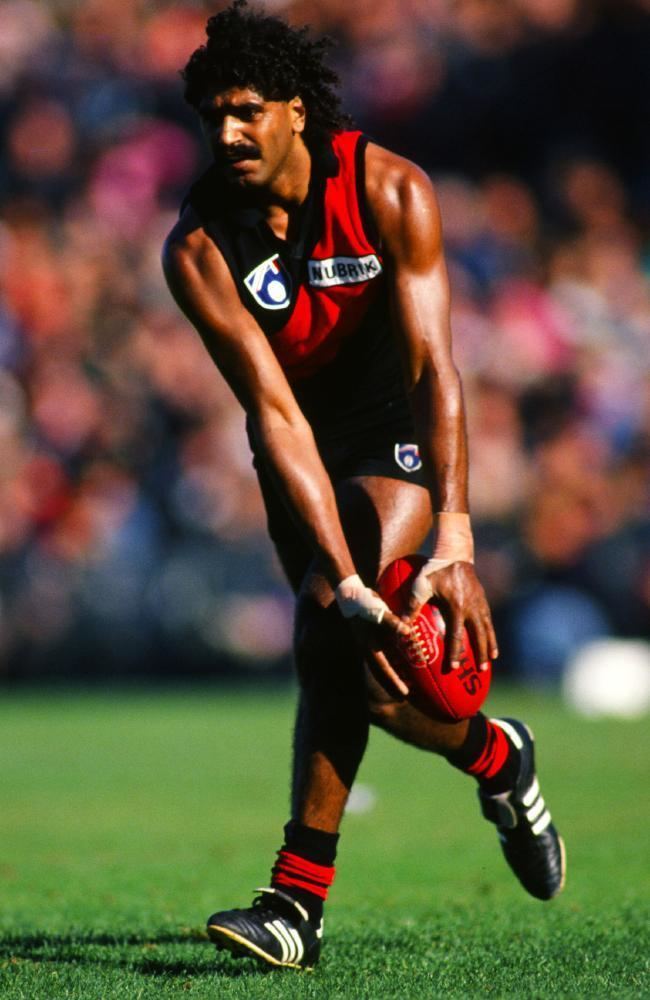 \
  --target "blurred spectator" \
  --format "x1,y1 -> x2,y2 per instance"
0,0 -> 648,683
